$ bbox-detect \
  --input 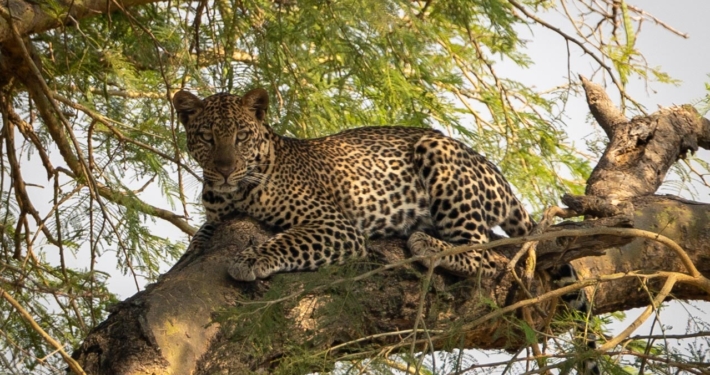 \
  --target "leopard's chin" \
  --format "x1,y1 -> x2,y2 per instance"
209,181 -> 240,193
